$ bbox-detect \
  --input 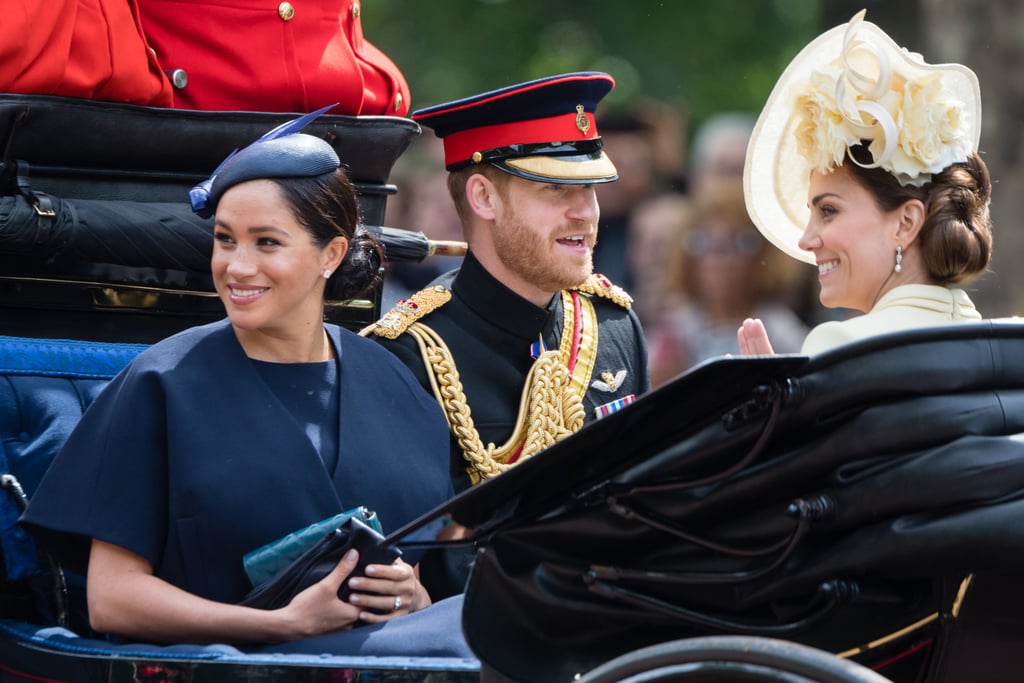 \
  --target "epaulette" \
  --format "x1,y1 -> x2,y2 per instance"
363,285 -> 452,339
572,273 -> 633,310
